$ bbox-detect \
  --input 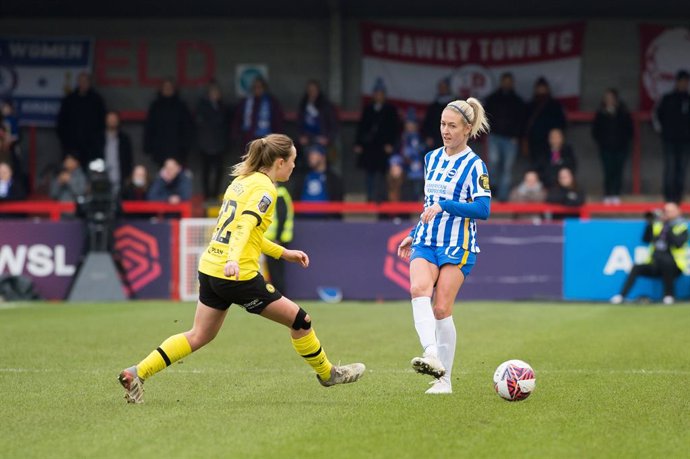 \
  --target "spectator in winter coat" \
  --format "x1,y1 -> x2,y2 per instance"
484,72 -> 527,202
147,158 -> 192,204
592,89 -> 633,204
121,165 -> 150,201
546,167 -> 585,210
540,128 -> 577,187
0,162 -> 26,202
95,111 -> 133,196
232,77 -> 285,147
293,144 -> 343,214
524,77 -> 567,174
421,77 -> 455,149
354,78 -> 402,202
655,70 -> 690,203
56,72 -> 106,167
144,78 -> 195,167
196,80 -> 230,199
50,154 -> 88,202
297,80 -> 338,170
509,170 -> 546,203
